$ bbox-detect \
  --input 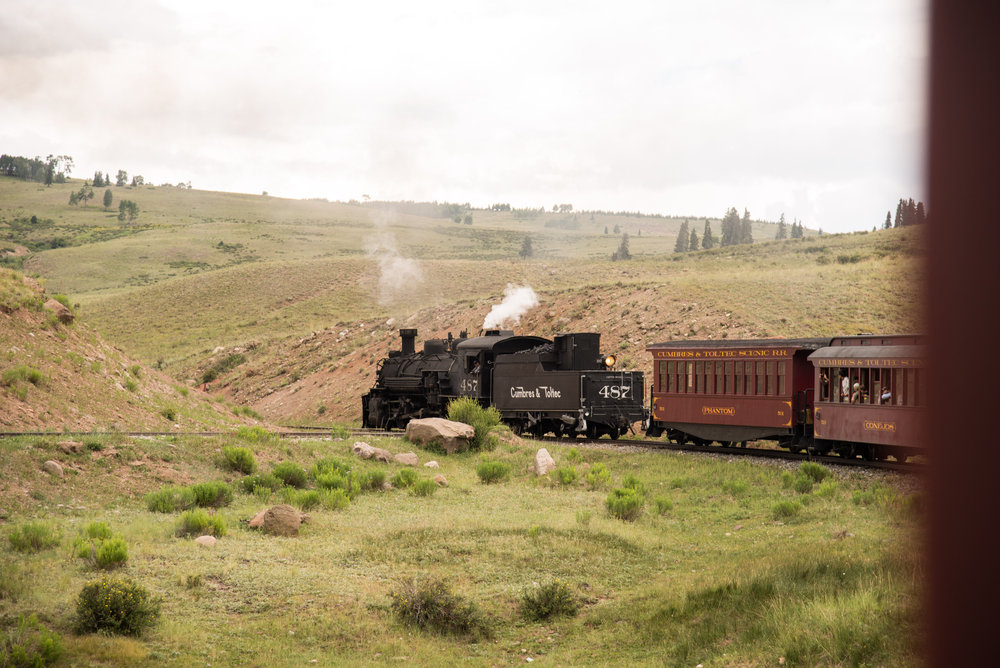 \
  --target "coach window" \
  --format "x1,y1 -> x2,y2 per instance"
686,362 -> 694,393
716,362 -> 724,395
724,361 -> 733,394
819,367 -> 831,400
693,361 -> 702,393
735,362 -> 743,395
766,360 -> 775,395
778,360 -> 786,395
755,361 -> 765,396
